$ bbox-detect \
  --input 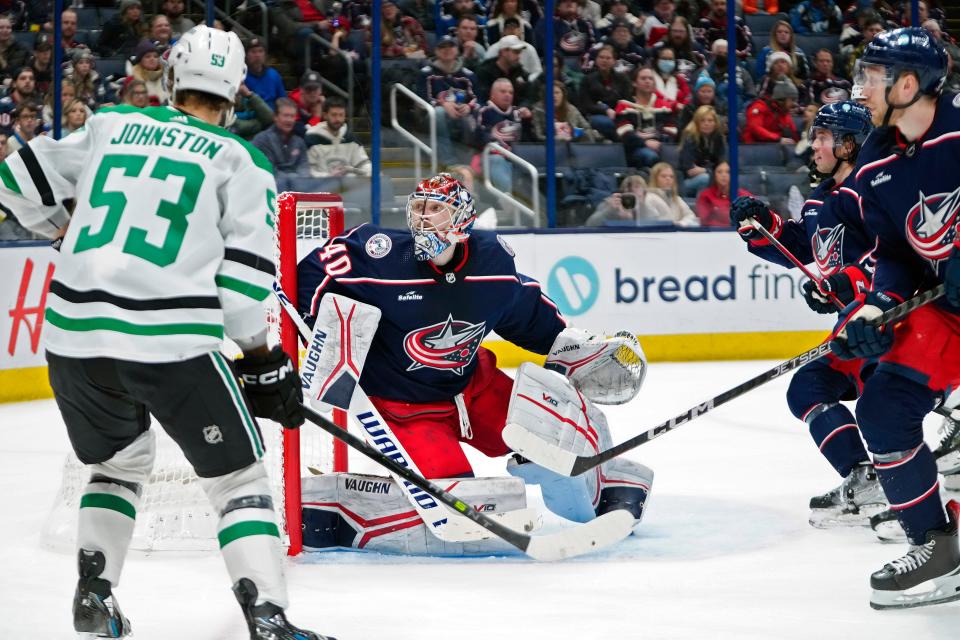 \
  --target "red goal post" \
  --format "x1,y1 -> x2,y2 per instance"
275,192 -> 349,555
